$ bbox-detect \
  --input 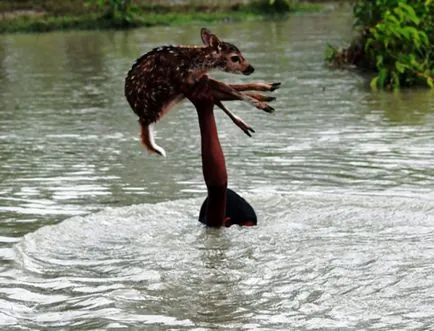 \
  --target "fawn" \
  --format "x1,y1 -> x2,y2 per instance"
125,28 -> 280,157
